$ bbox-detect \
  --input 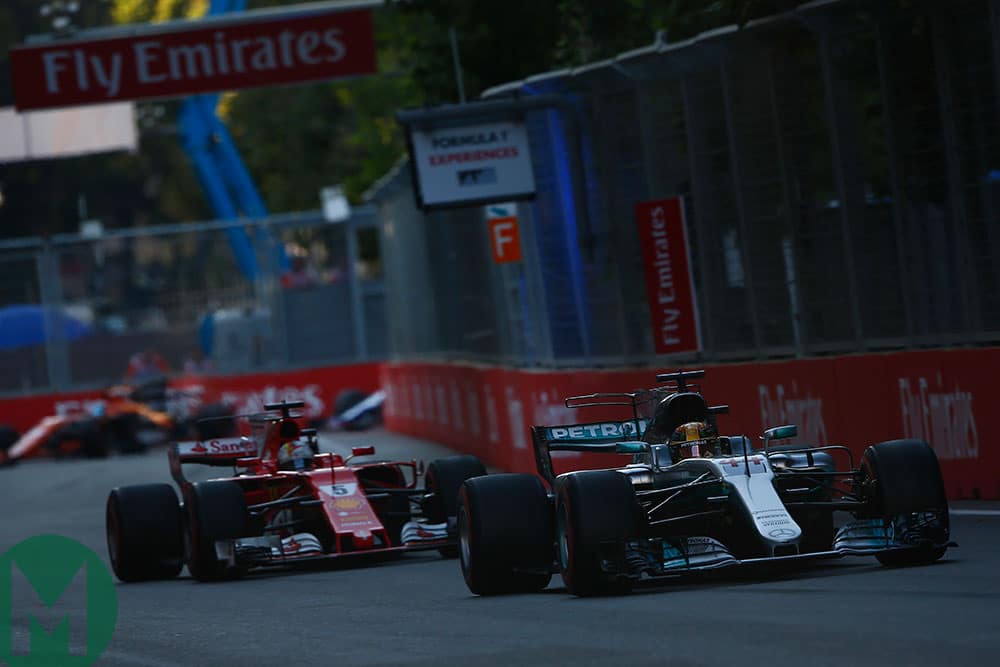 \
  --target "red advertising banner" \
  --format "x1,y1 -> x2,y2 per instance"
635,197 -> 701,355
10,8 -> 376,110
0,362 -> 380,435
382,348 -> 1000,500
